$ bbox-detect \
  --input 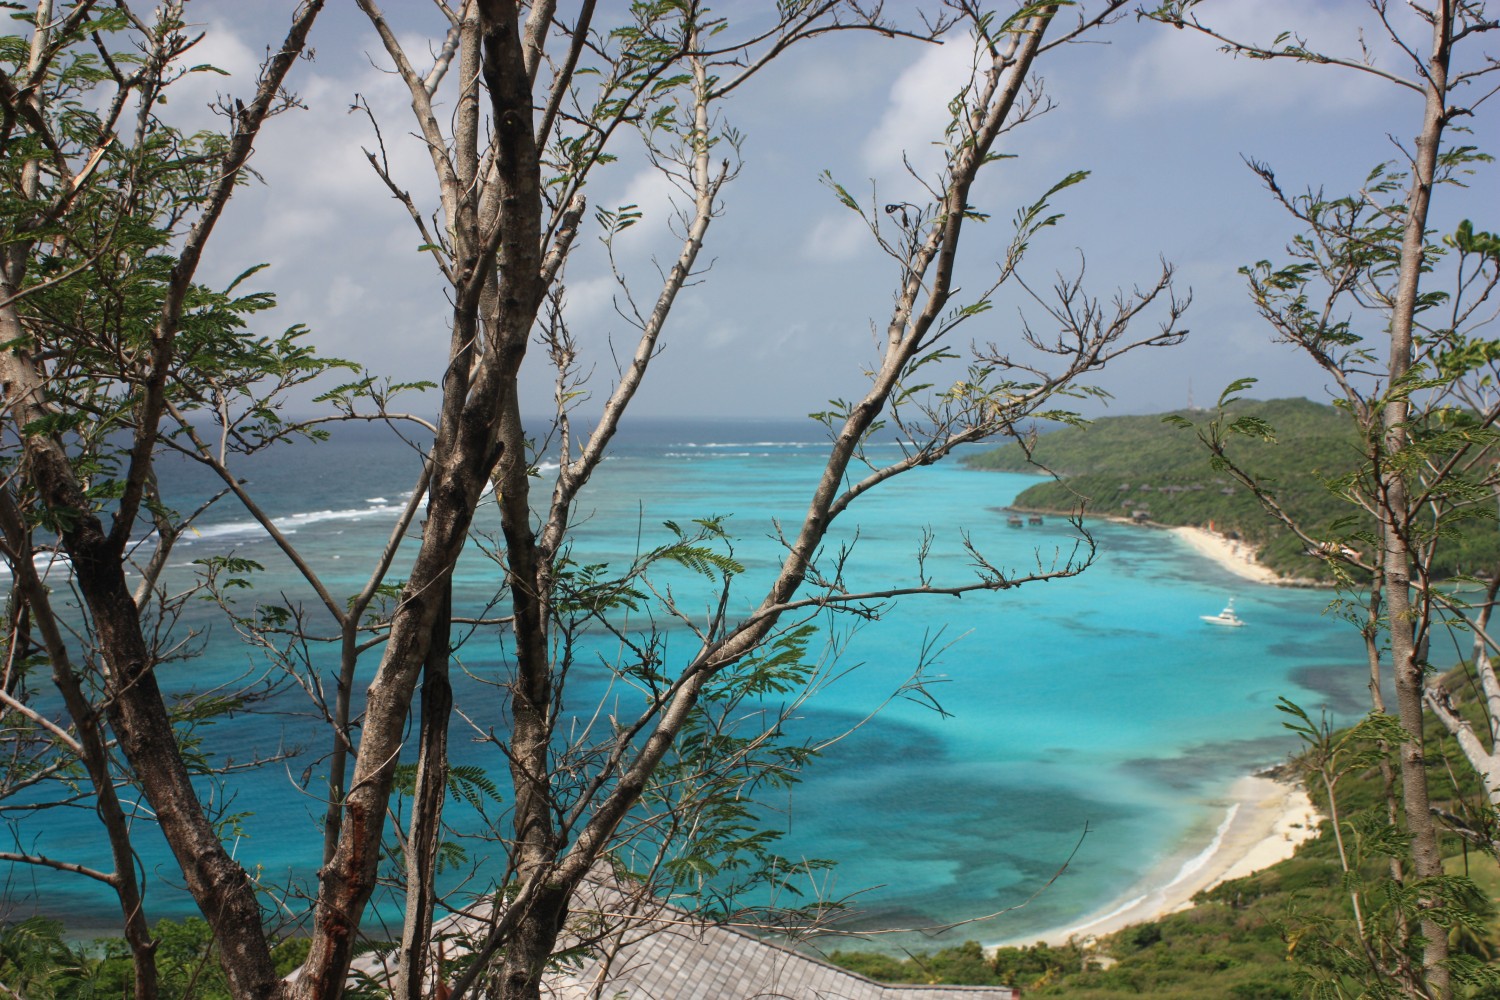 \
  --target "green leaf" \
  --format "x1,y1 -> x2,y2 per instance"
1226,415 -> 1276,441
1217,377 -> 1258,408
